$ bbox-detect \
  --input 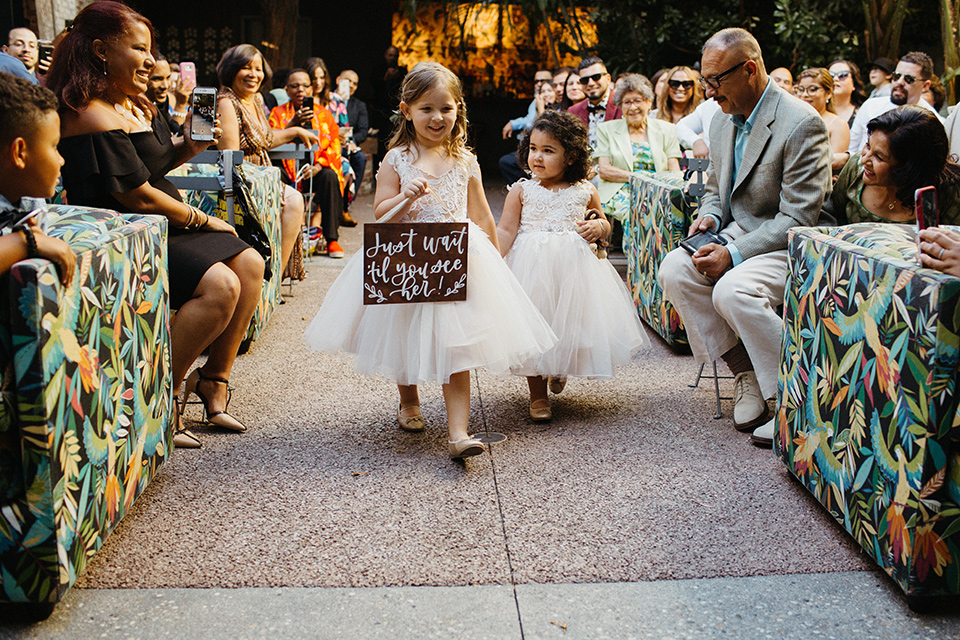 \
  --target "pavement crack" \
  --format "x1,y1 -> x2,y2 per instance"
474,370 -> 525,640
